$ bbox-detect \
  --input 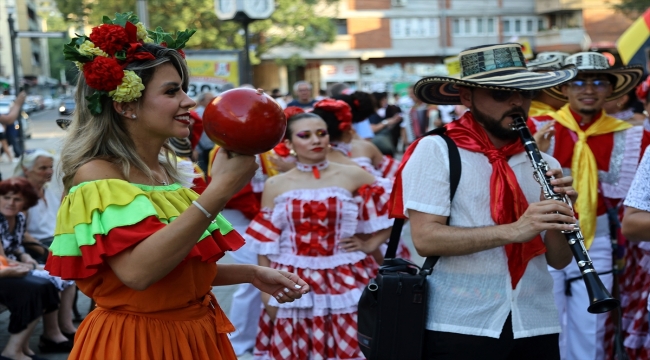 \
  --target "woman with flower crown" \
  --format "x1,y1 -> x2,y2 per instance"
42,13 -> 309,359
245,102 -> 393,359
